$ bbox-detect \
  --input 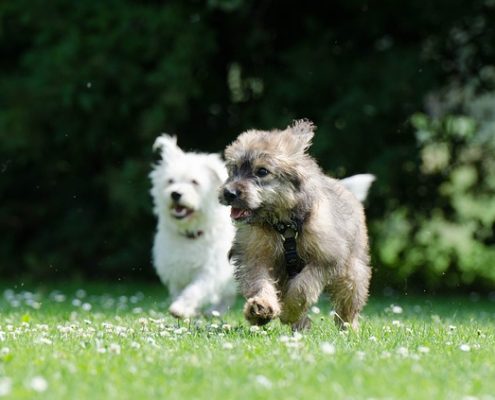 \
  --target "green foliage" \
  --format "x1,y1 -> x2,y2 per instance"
375,88 -> 495,288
